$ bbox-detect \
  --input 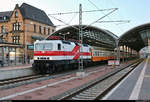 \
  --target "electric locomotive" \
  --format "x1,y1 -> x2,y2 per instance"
32,39 -> 92,74
32,36 -> 116,74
